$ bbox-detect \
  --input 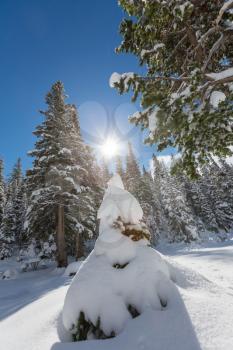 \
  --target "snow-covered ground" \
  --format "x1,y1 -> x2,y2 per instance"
0,241 -> 233,350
